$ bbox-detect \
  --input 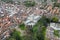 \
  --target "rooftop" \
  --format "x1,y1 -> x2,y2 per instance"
50,23 -> 60,30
